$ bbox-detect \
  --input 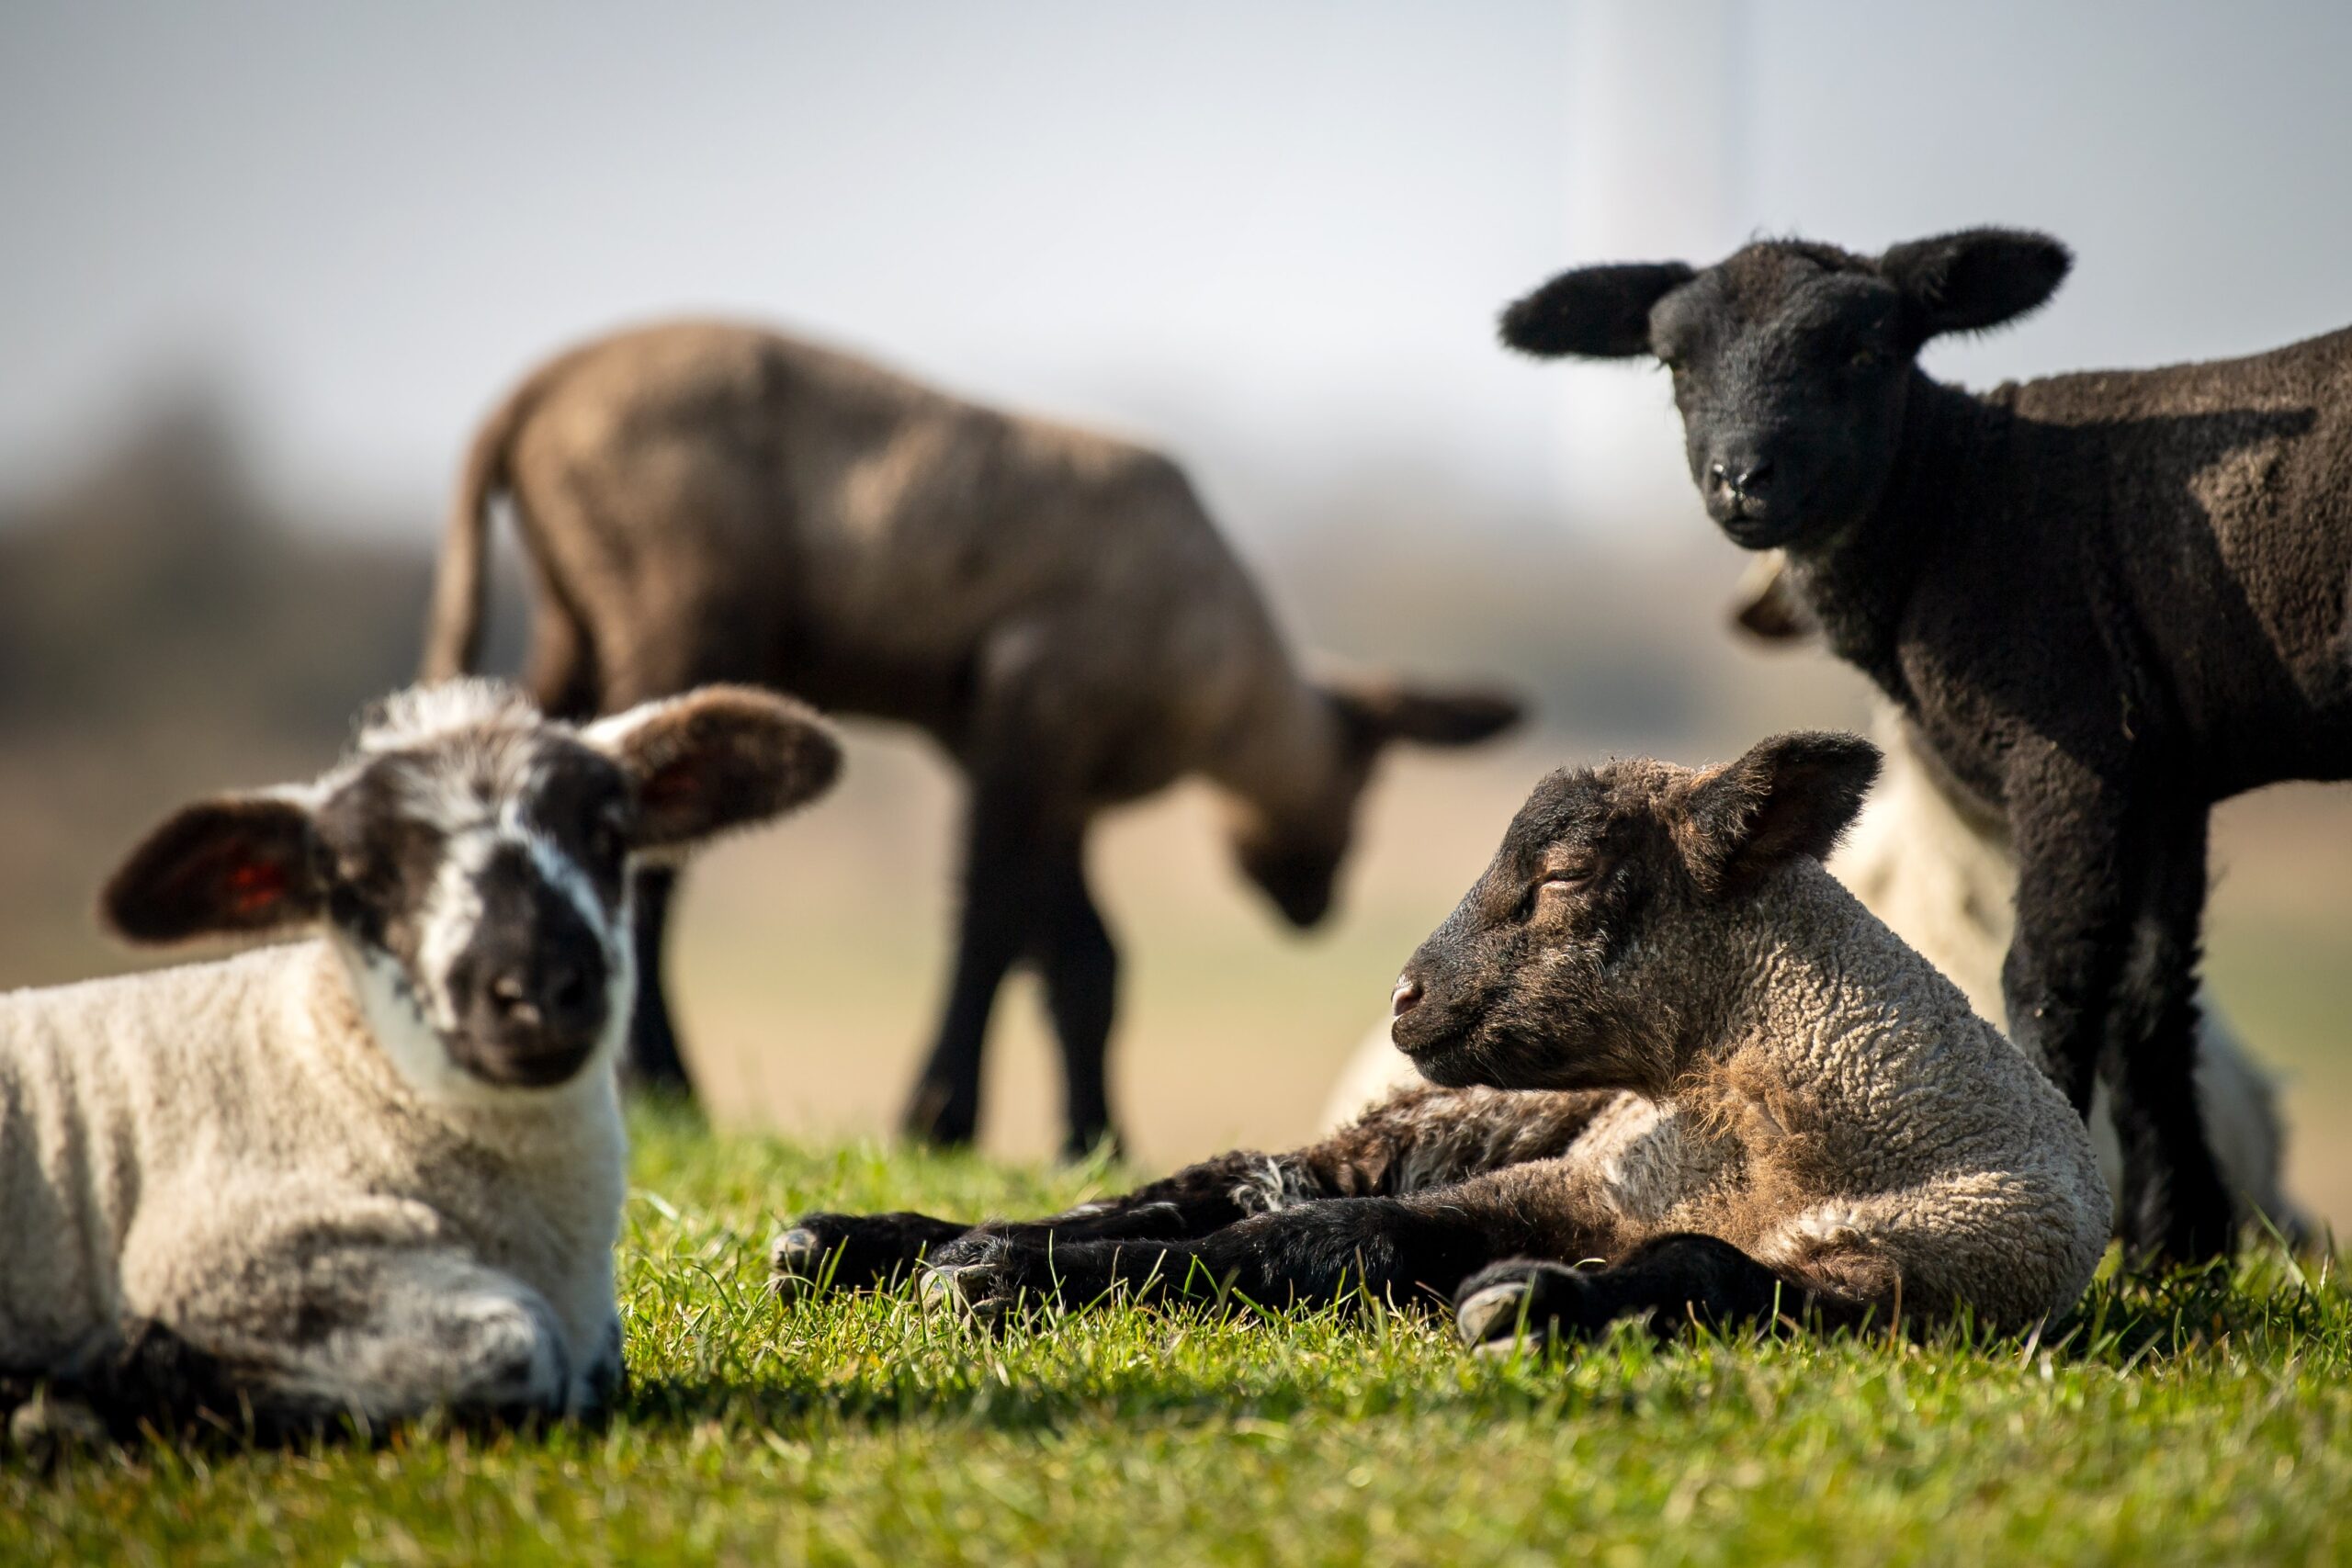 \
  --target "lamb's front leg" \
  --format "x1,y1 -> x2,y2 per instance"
106,1251 -> 590,1441
920,1157 -> 1617,1318
1452,1234 -> 1877,1353
772,1085 -> 1613,1298
2003,747 -> 2232,1261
